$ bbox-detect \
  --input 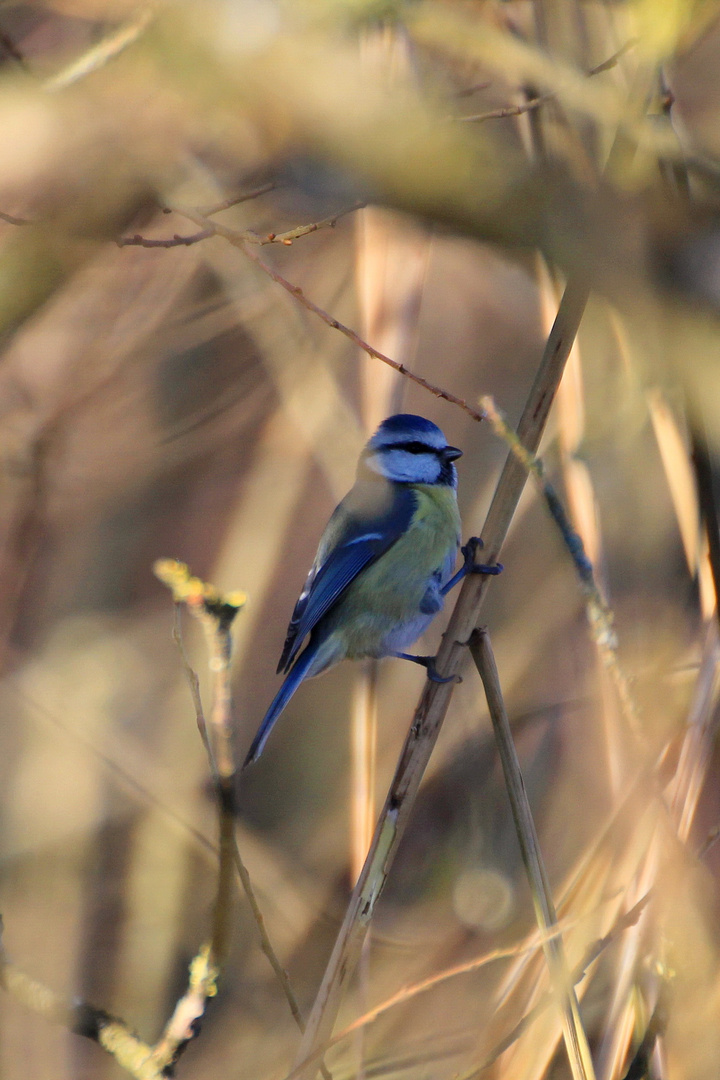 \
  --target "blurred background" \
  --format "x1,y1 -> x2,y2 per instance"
0,2 -> 720,1078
